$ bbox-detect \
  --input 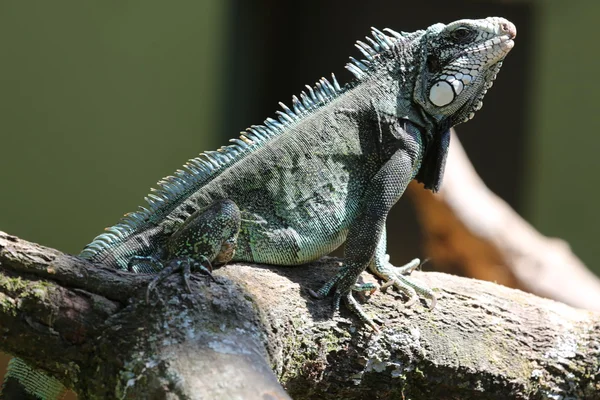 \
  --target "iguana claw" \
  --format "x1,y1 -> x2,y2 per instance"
310,258 -> 436,331
146,256 -> 215,303
310,265 -> 382,332
128,255 -> 215,303
373,258 -> 437,309
340,291 -> 381,332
